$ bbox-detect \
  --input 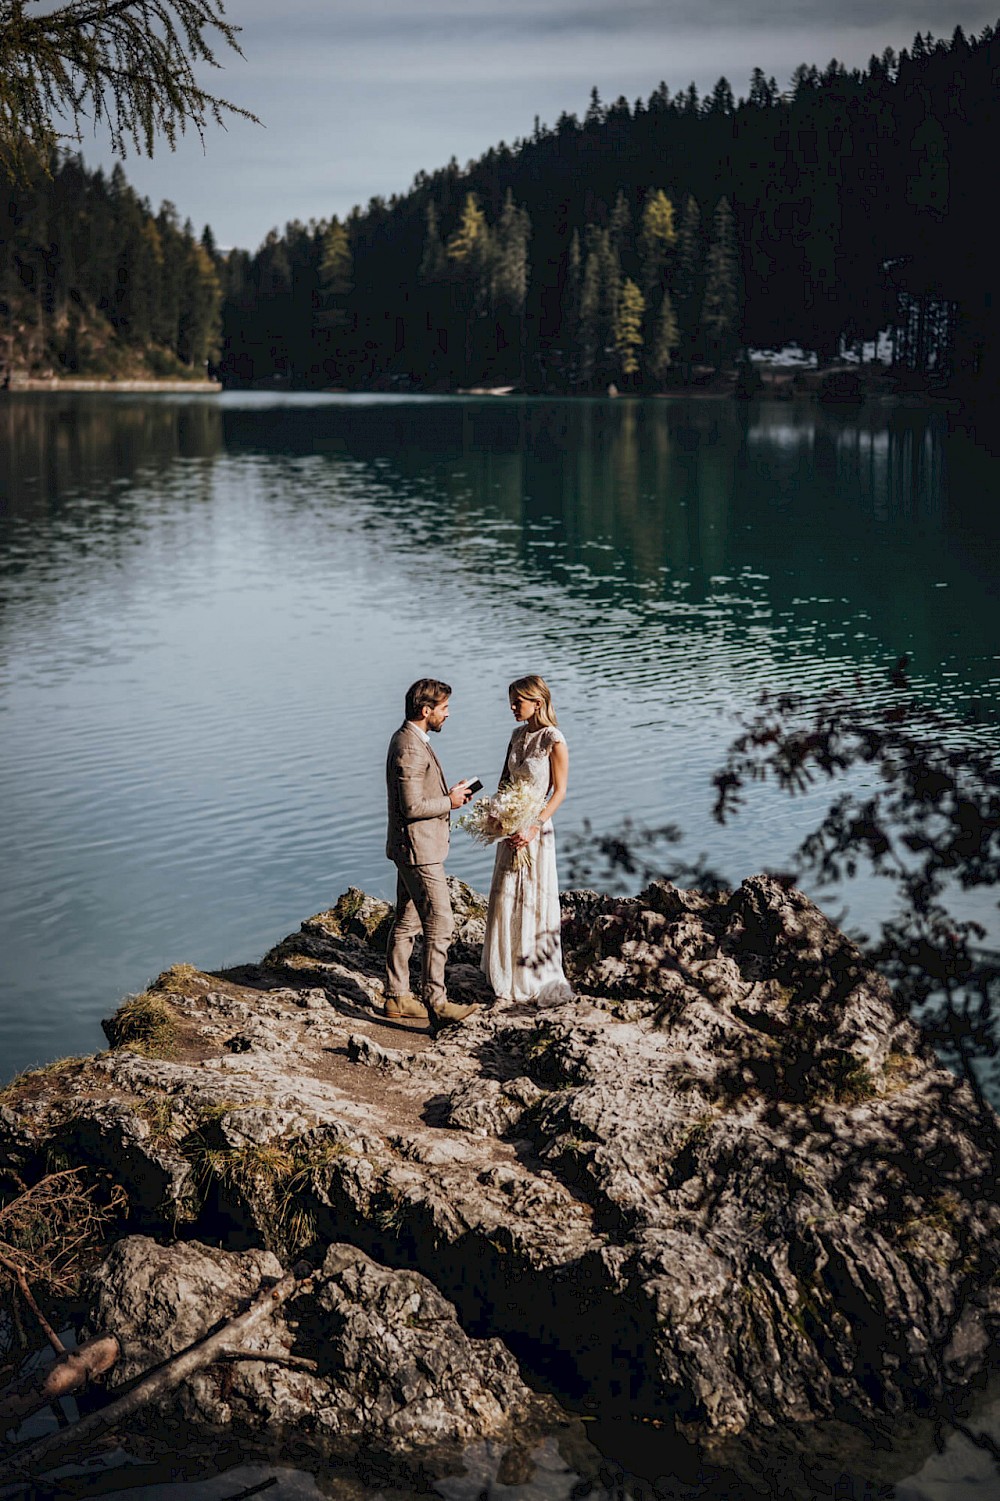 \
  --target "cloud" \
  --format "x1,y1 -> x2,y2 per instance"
228,2 -> 997,89
230,0 -> 997,58
84,1 -> 1000,248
